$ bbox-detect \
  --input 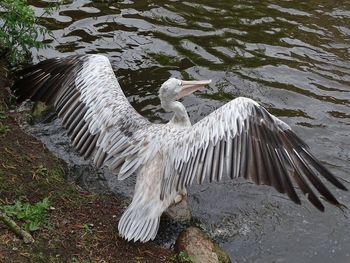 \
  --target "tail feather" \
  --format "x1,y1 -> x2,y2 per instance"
118,203 -> 161,242
118,153 -> 179,242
